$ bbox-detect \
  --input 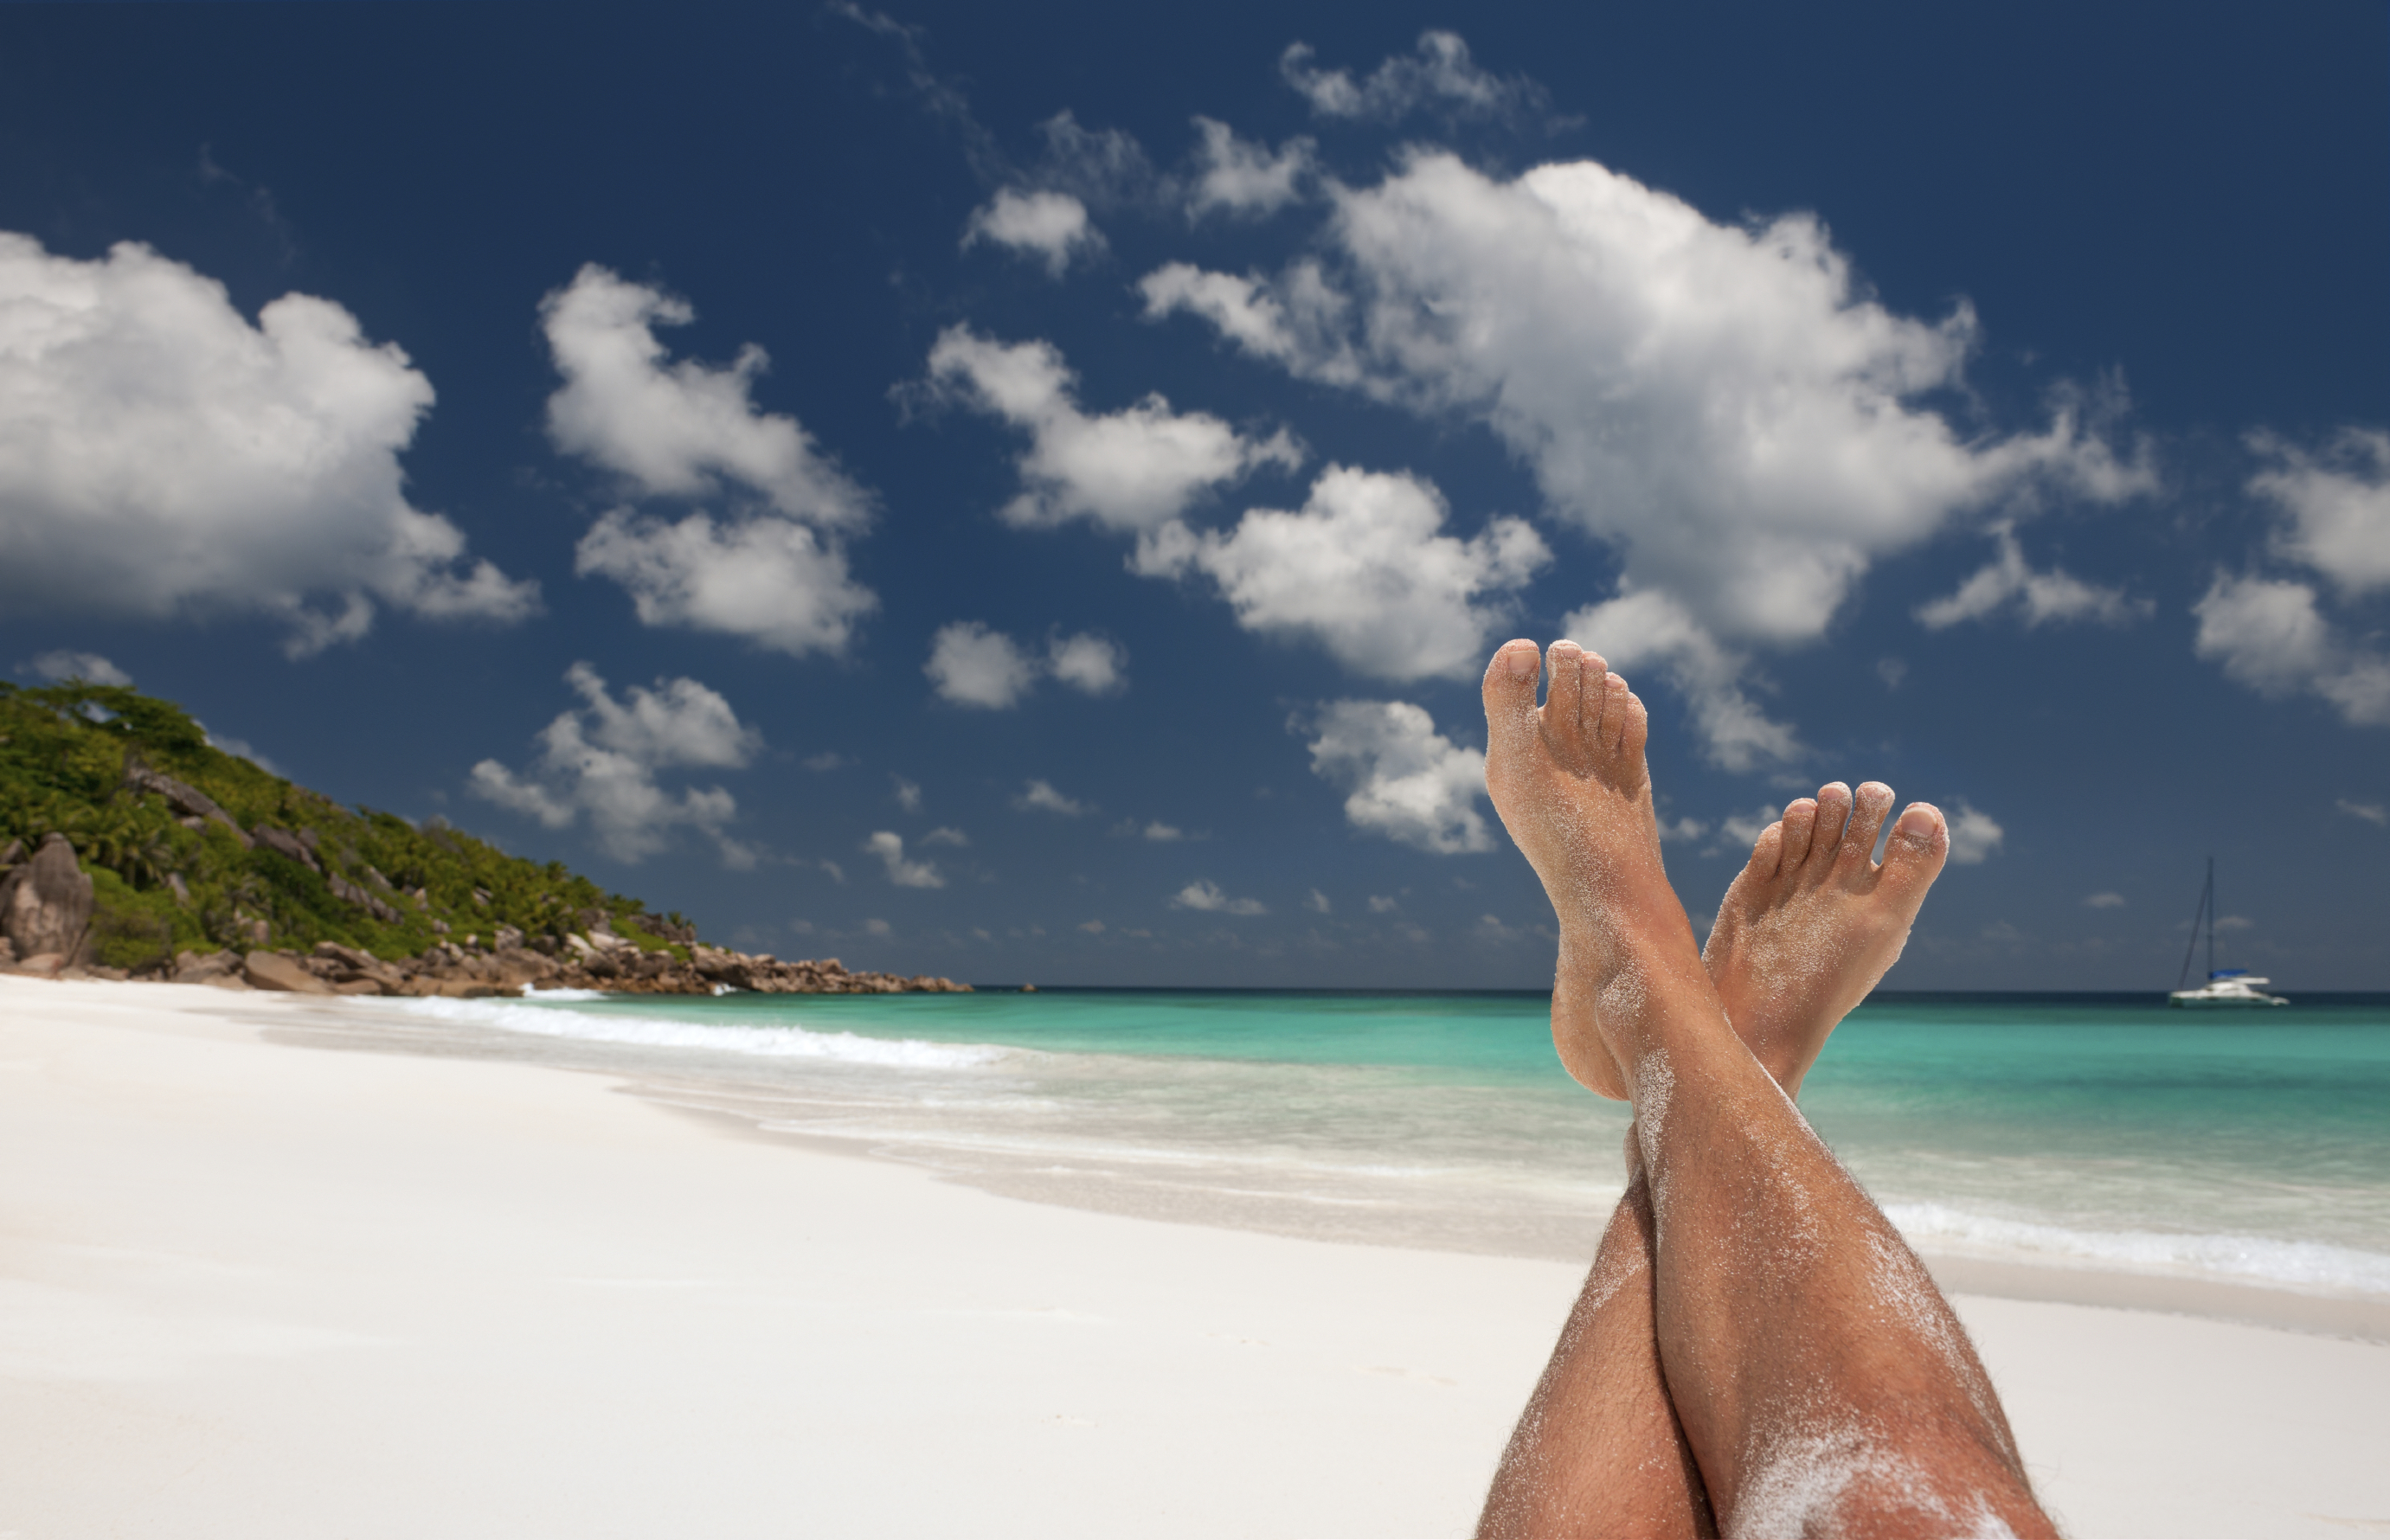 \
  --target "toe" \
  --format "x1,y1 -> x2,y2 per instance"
1545,639 -> 1590,742
1482,639 -> 1544,750
1778,798 -> 1820,869
1879,802 -> 1950,901
1808,783 -> 1854,870
1841,781 -> 1897,875
1747,819 -> 1786,880
1614,686 -> 1648,765
1596,671 -> 1632,751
